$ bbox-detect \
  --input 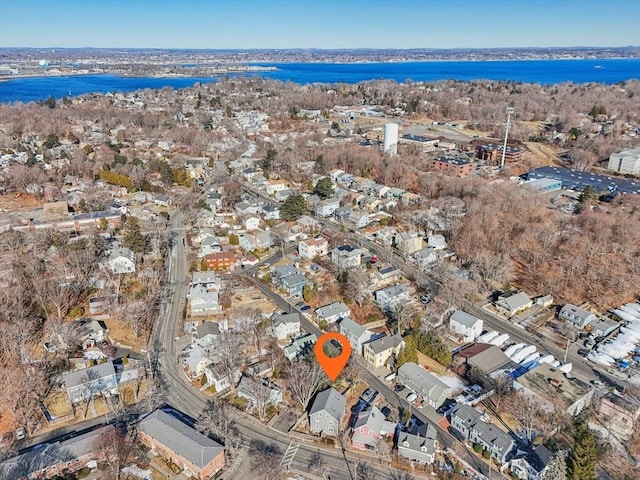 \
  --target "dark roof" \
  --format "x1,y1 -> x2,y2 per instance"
137,409 -> 224,468
526,165 -> 640,195
434,157 -> 471,166
527,445 -> 555,473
